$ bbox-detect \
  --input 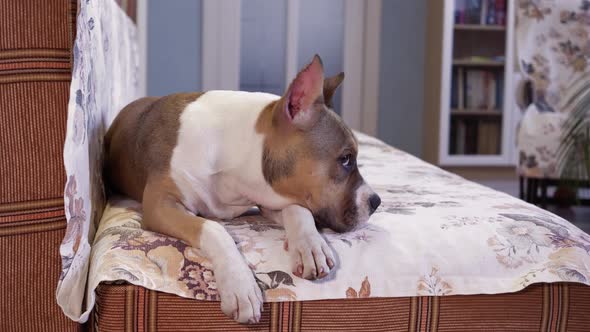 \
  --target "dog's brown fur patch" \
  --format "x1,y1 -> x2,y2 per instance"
104,92 -> 203,201
105,92 -> 211,247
